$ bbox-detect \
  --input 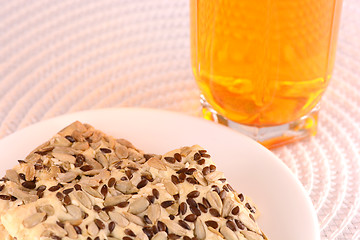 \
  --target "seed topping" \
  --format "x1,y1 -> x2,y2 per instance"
0,123 -> 266,240
187,190 -> 200,198
205,220 -> 218,229
161,200 -> 175,208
